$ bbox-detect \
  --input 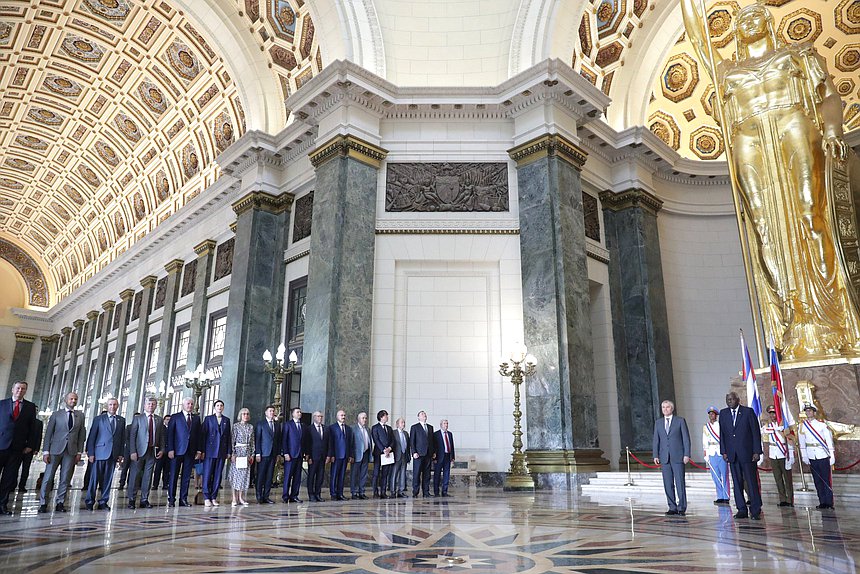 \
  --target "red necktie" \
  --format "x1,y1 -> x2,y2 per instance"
148,415 -> 154,447
12,400 -> 20,421
444,432 -> 450,453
